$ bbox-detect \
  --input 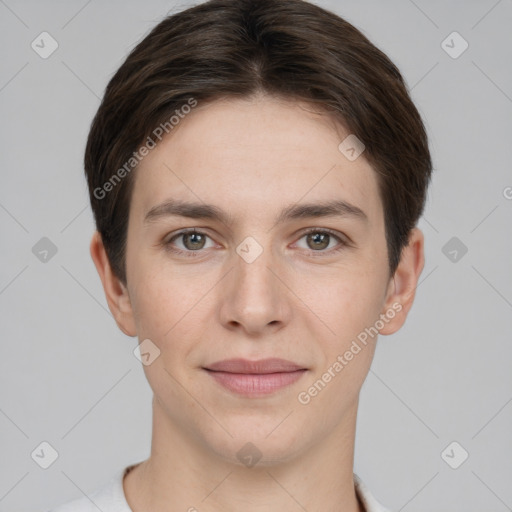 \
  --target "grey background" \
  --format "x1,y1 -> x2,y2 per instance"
0,0 -> 511,511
